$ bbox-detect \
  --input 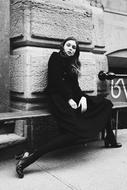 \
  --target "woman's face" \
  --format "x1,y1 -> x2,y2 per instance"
63,40 -> 77,56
